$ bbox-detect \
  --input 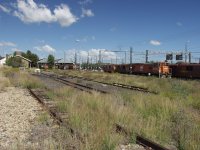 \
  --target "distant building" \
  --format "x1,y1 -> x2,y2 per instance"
37,58 -> 48,69
37,58 -> 75,69
14,55 -> 32,68
55,59 -> 75,69
0,57 -> 6,66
